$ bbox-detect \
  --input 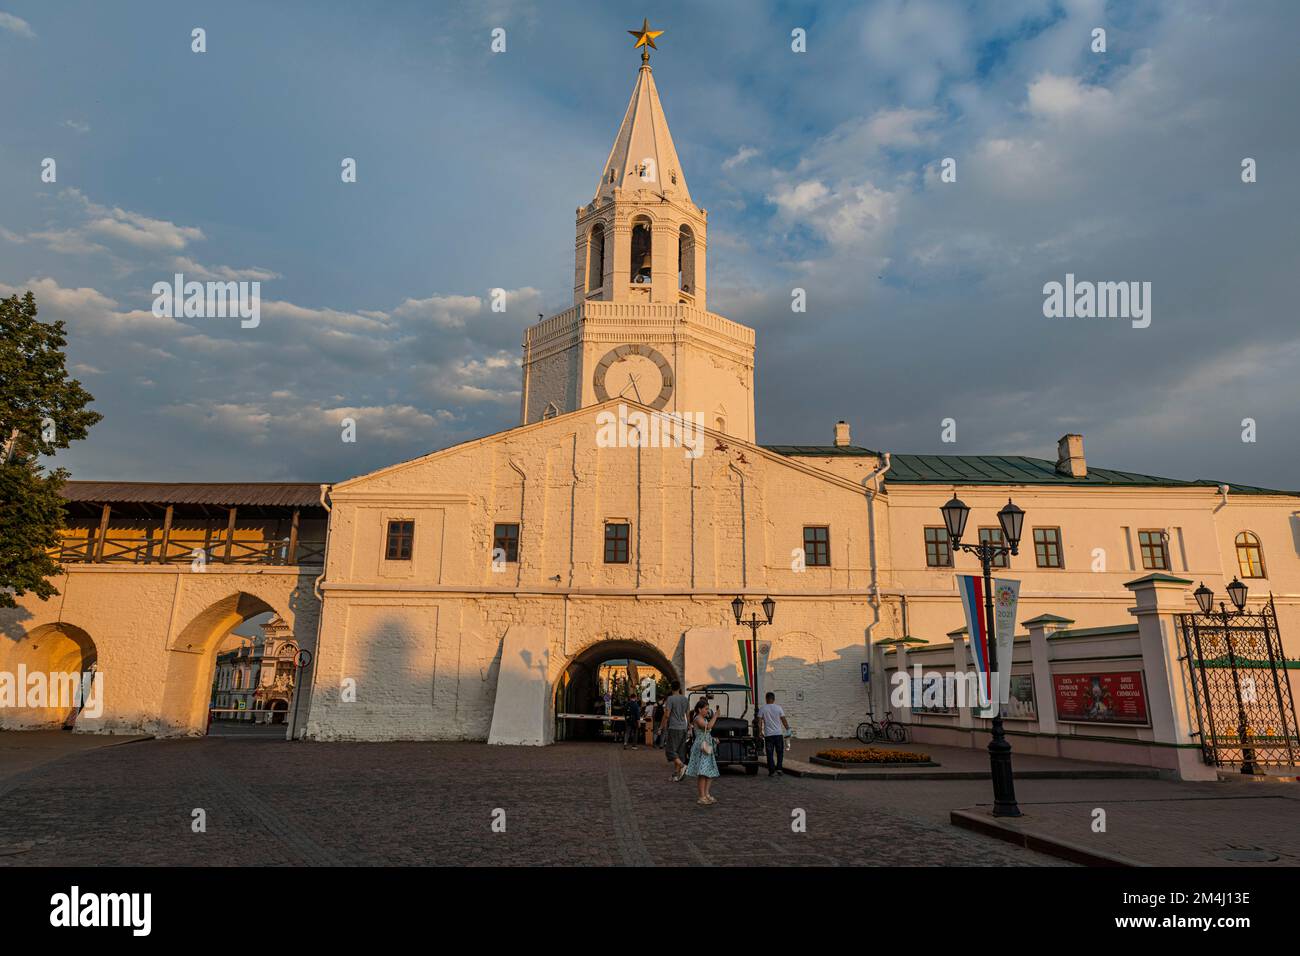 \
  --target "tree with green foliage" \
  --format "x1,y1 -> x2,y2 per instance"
0,291 -> 102,609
